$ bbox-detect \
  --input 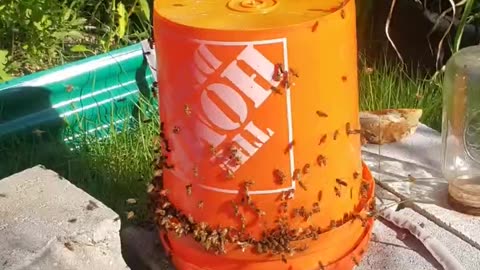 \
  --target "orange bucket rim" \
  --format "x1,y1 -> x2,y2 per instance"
157,161 -> 376,269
